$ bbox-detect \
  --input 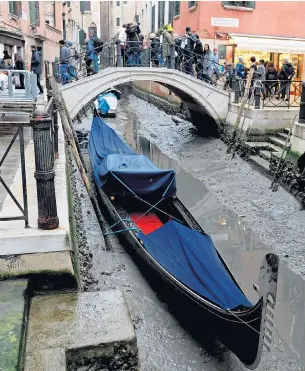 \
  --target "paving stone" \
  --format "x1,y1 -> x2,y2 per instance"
0,279 -> 28,371
25,289 -> 137,371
